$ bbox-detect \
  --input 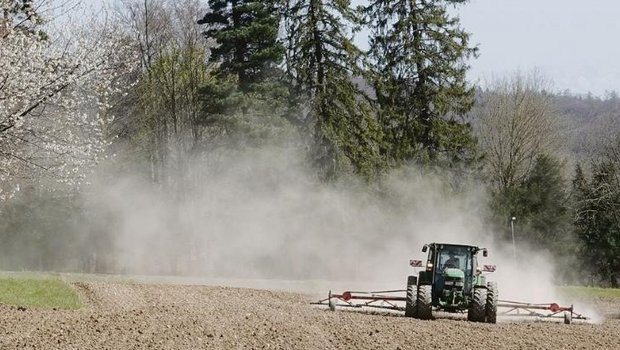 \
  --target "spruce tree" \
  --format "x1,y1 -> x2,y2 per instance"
197,0 -> 293,150
198,0 -> 285,91
574,162 -> 620,287
364,0 -> 478,165
516,155 -> 571,248
284,0 -> 383,179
